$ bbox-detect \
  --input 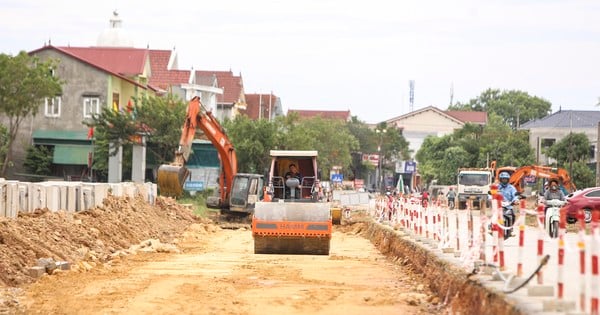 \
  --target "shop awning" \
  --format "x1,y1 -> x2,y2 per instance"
53,145 -> 92,165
